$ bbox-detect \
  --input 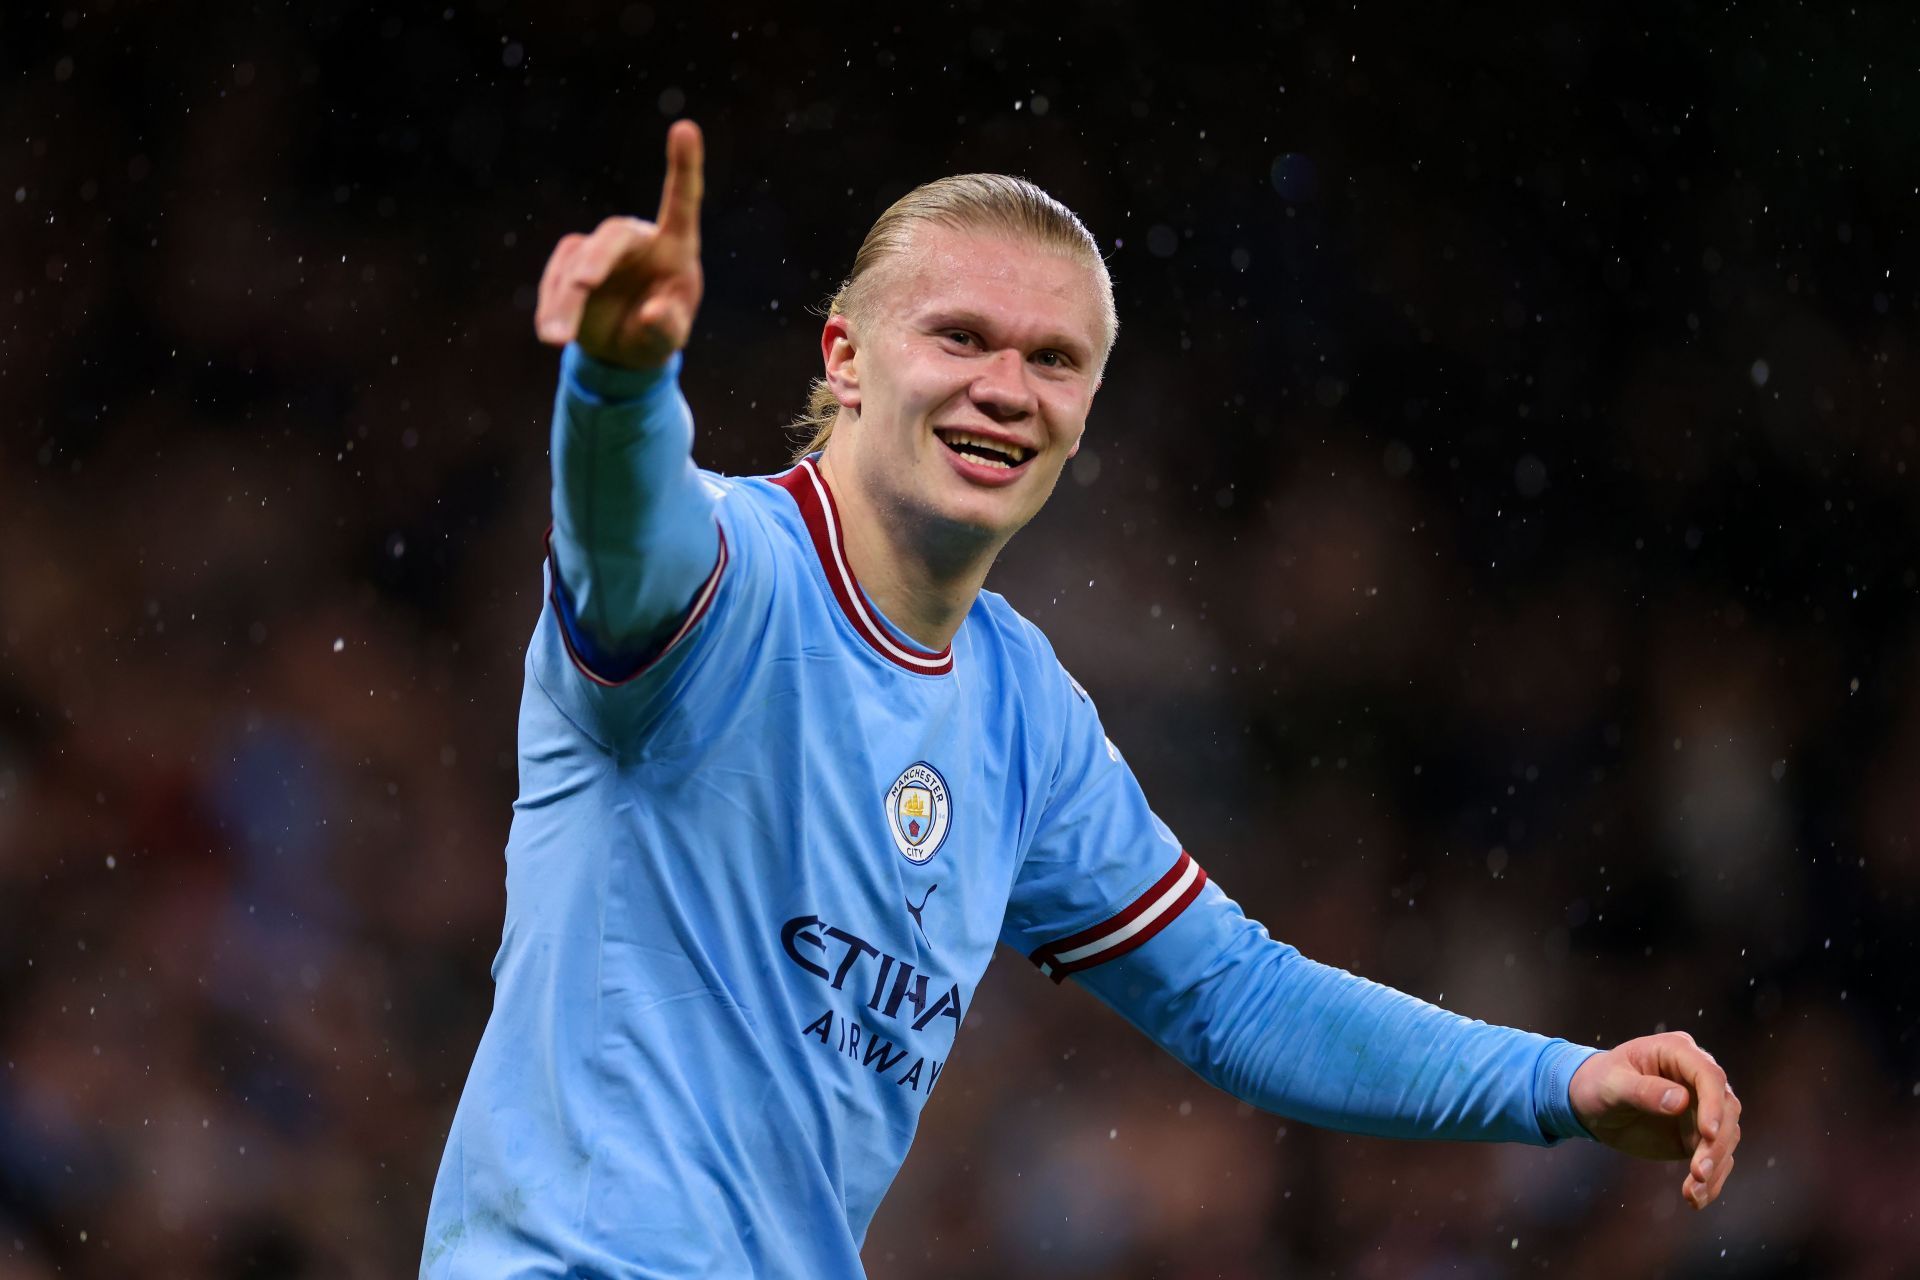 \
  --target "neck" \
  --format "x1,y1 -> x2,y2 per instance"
817,451 -> 999,651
